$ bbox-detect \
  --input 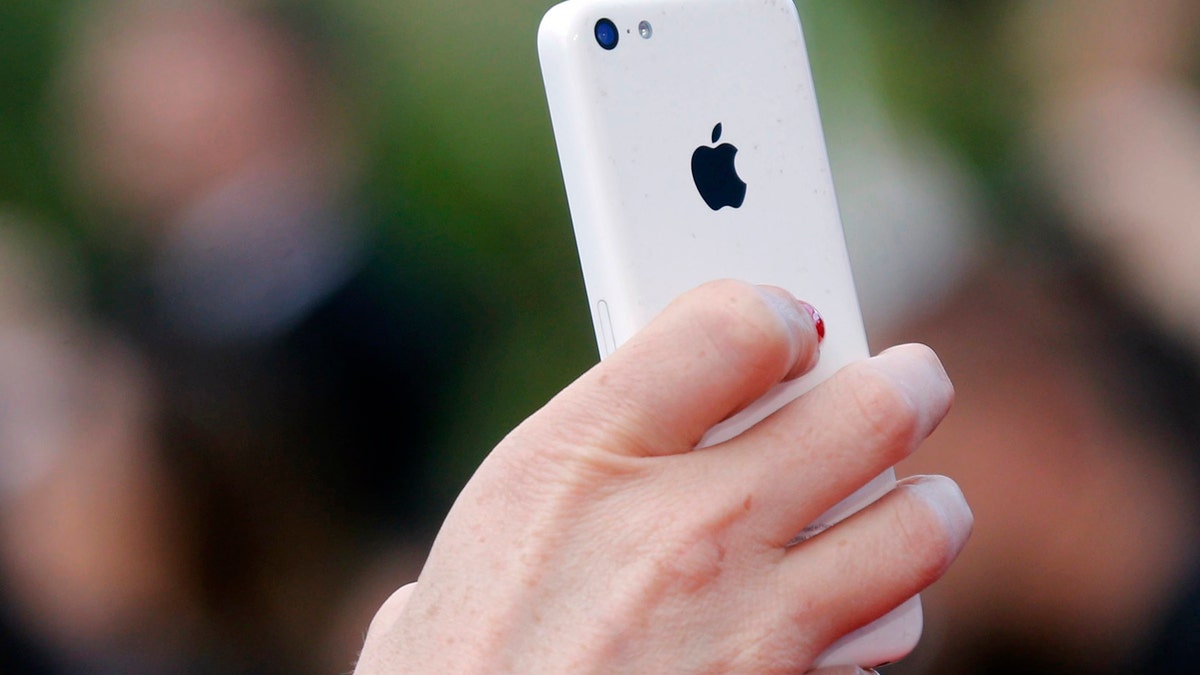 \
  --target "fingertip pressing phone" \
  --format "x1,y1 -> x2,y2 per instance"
538,0 -> 920,668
